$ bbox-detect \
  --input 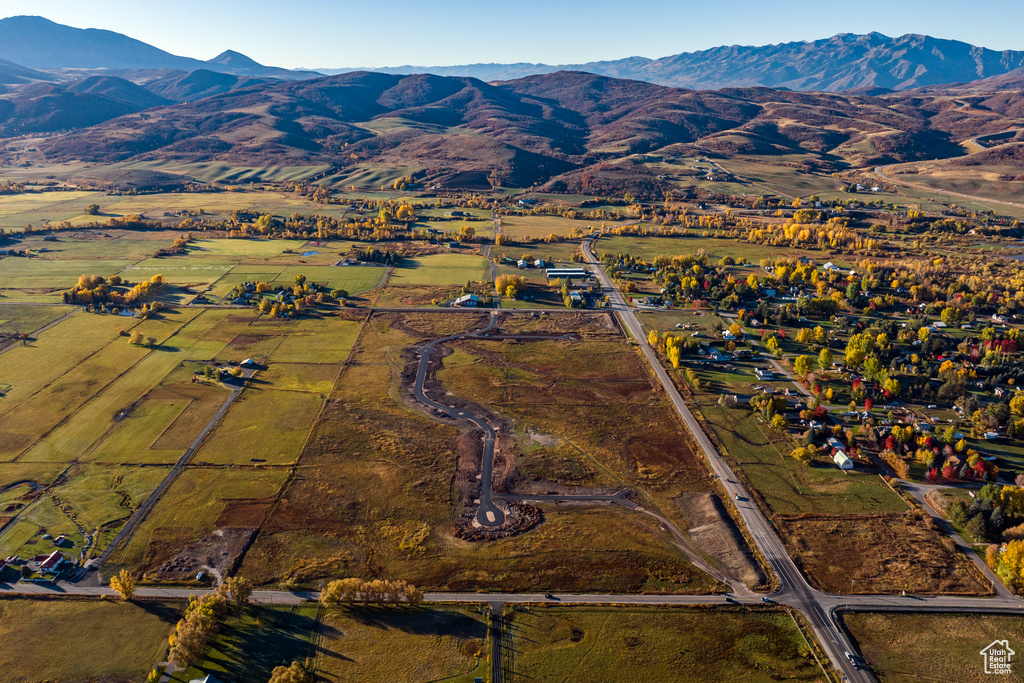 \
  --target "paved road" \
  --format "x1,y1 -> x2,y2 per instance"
411,317 -> 591,527
582,236 -> 873,682
412,314 -> 505,527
